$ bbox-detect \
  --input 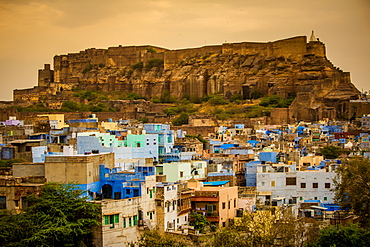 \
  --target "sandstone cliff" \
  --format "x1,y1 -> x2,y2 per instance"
13,35 -> 360,122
